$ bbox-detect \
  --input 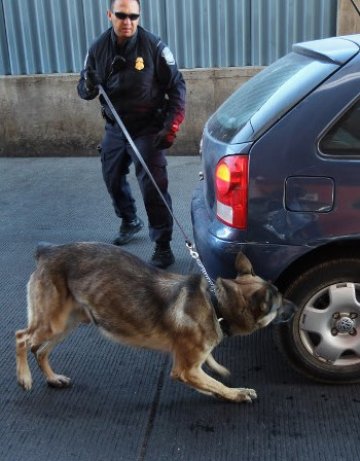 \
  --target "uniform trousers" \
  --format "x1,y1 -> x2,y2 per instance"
100,122 -> 173,244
